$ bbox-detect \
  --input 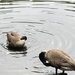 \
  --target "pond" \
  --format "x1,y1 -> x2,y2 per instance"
0,0 -> 75,75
